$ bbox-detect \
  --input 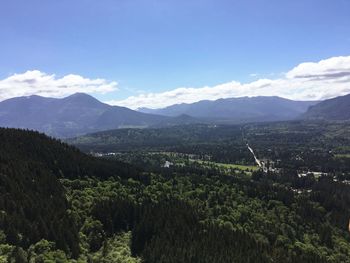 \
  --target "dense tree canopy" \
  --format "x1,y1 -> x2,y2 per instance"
1,124 -> 350,262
